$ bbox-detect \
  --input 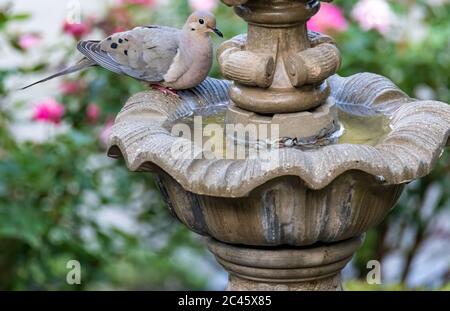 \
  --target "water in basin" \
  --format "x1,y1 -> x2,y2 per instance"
164,102 -> 391,158
337,110 -> 391,145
